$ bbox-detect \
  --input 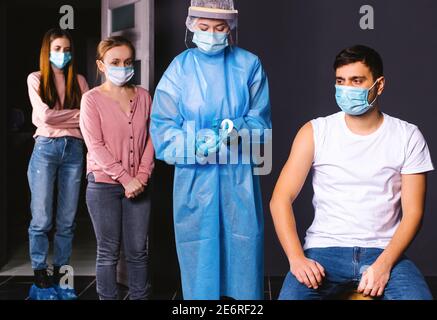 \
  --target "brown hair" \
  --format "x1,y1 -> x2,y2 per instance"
39,28 -> 82,109
96,36 -> 136,72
